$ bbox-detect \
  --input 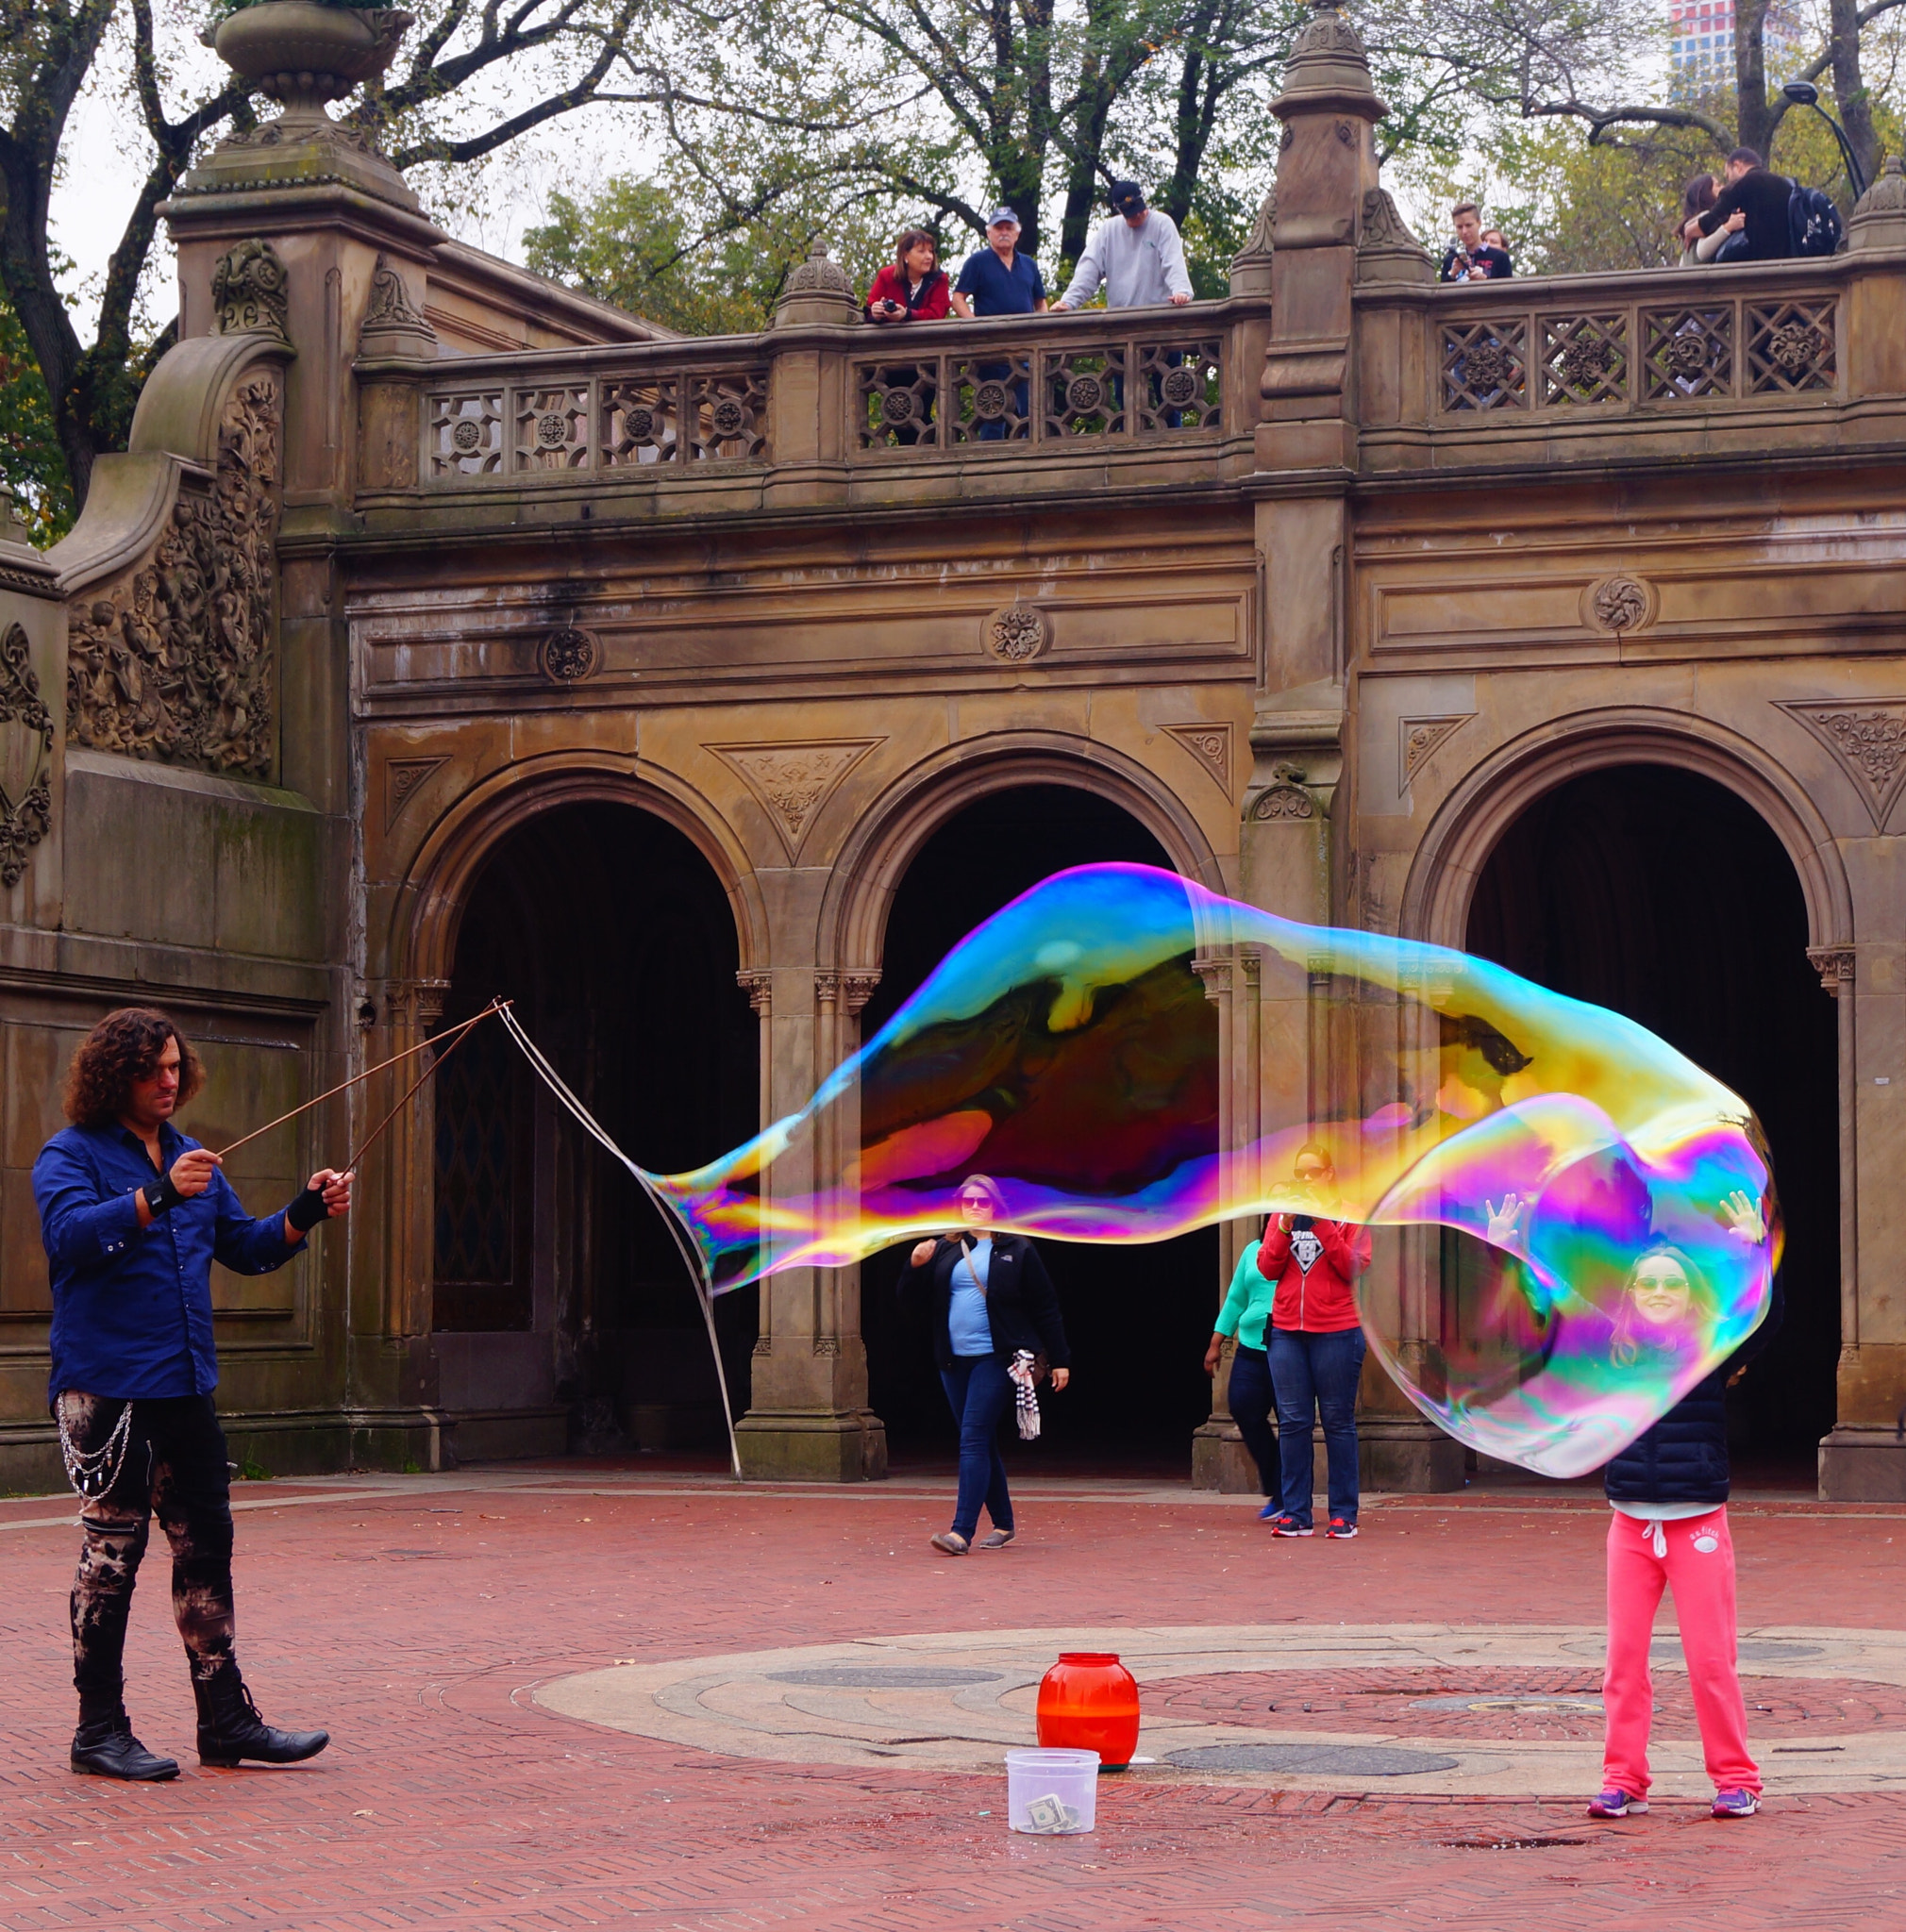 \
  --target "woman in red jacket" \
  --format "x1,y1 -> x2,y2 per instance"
1258,1144 -> 1374,1539
862,229 -> 950,446
863,228 -> 951,324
